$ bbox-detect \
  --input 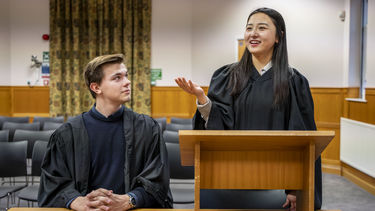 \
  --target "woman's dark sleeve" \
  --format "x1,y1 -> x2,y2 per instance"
288,70 -> 317,130
193,64 -> 235,130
